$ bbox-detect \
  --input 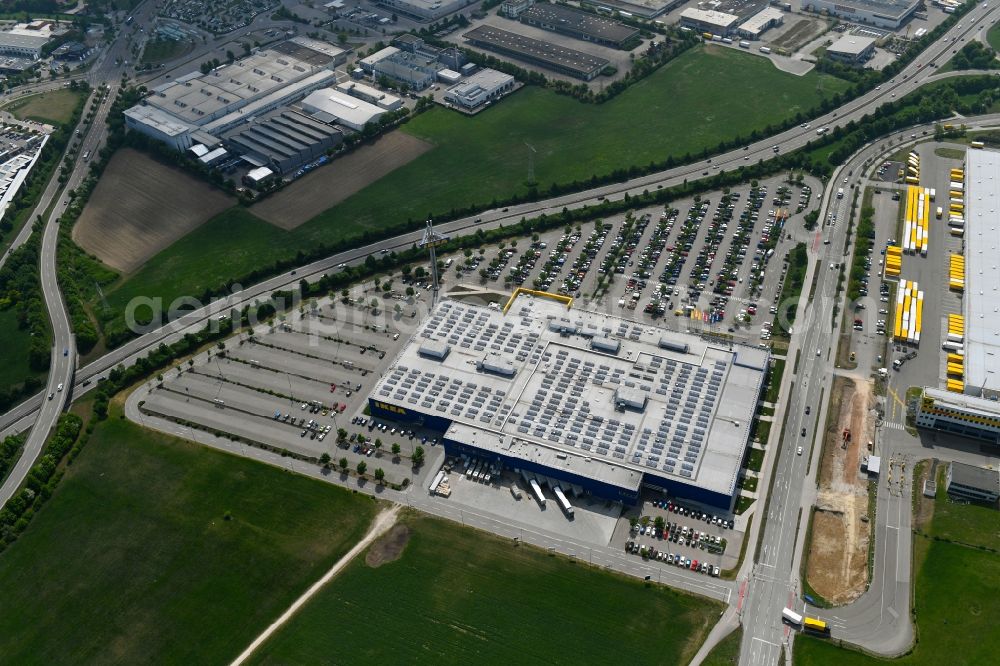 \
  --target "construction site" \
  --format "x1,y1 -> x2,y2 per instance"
805,375 -> 876,605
